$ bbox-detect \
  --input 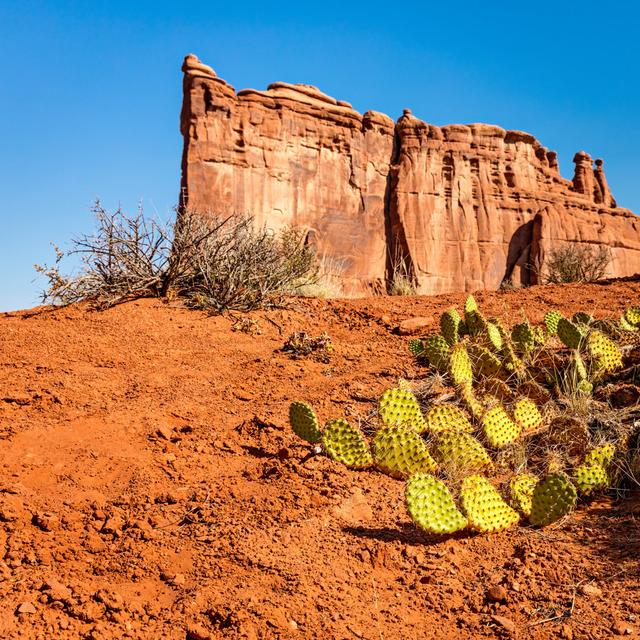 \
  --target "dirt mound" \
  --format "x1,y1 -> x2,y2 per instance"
1,281 -> 639,639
